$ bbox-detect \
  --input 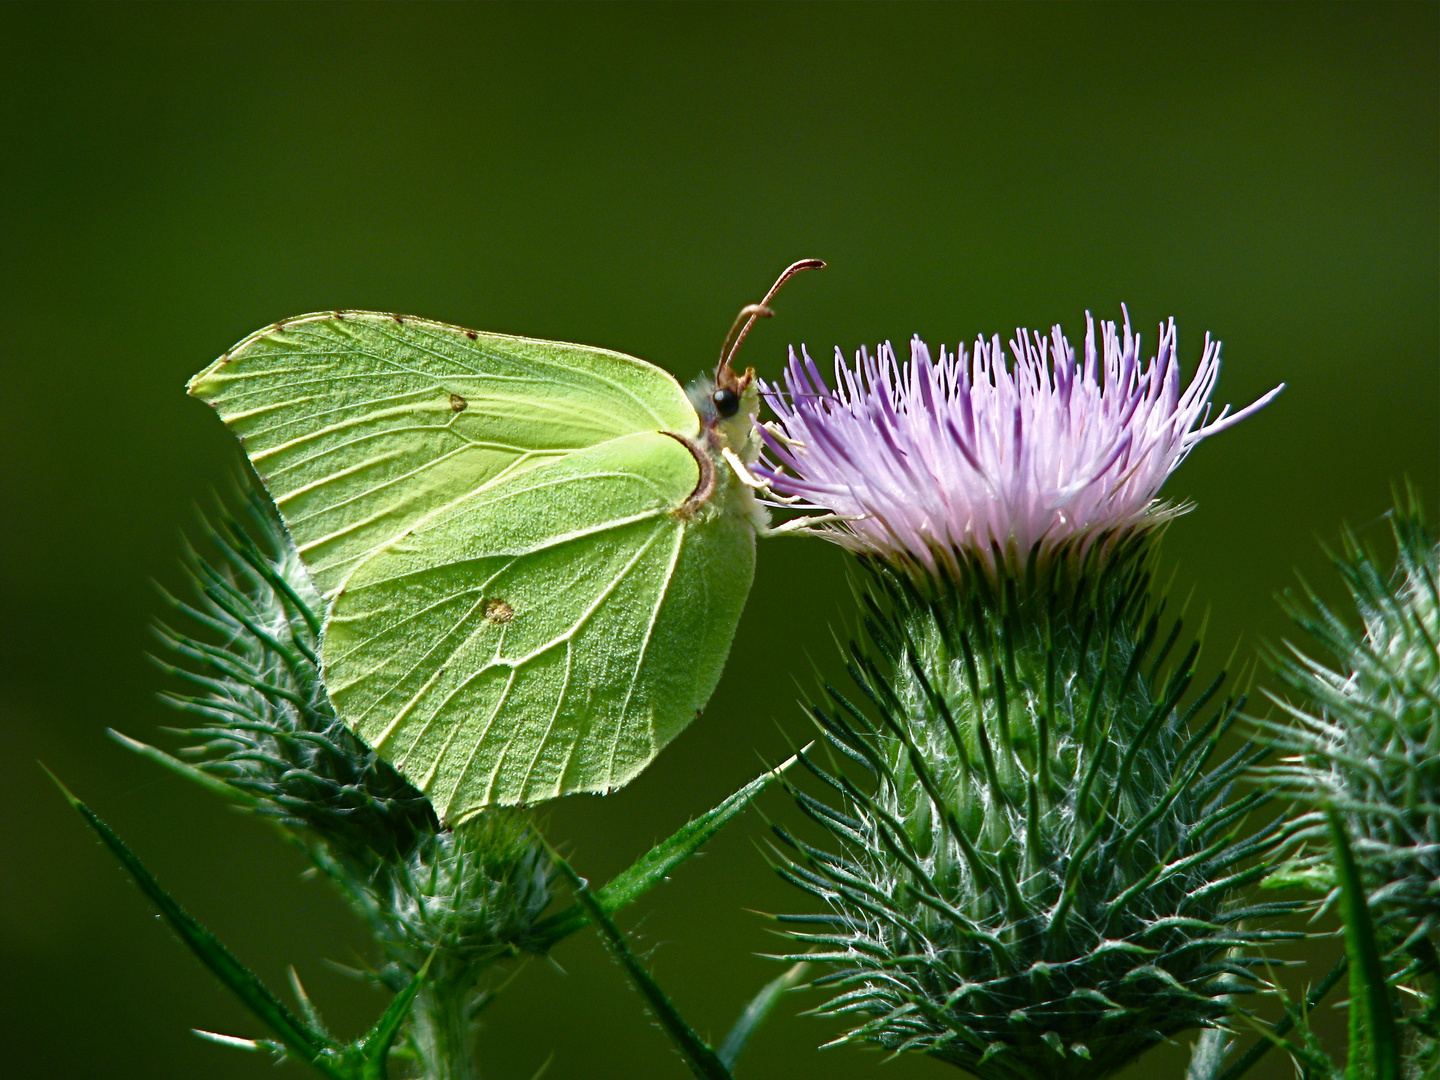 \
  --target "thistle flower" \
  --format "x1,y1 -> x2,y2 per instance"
758,311 -> 1282,578
764,312 -> 1295,1079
